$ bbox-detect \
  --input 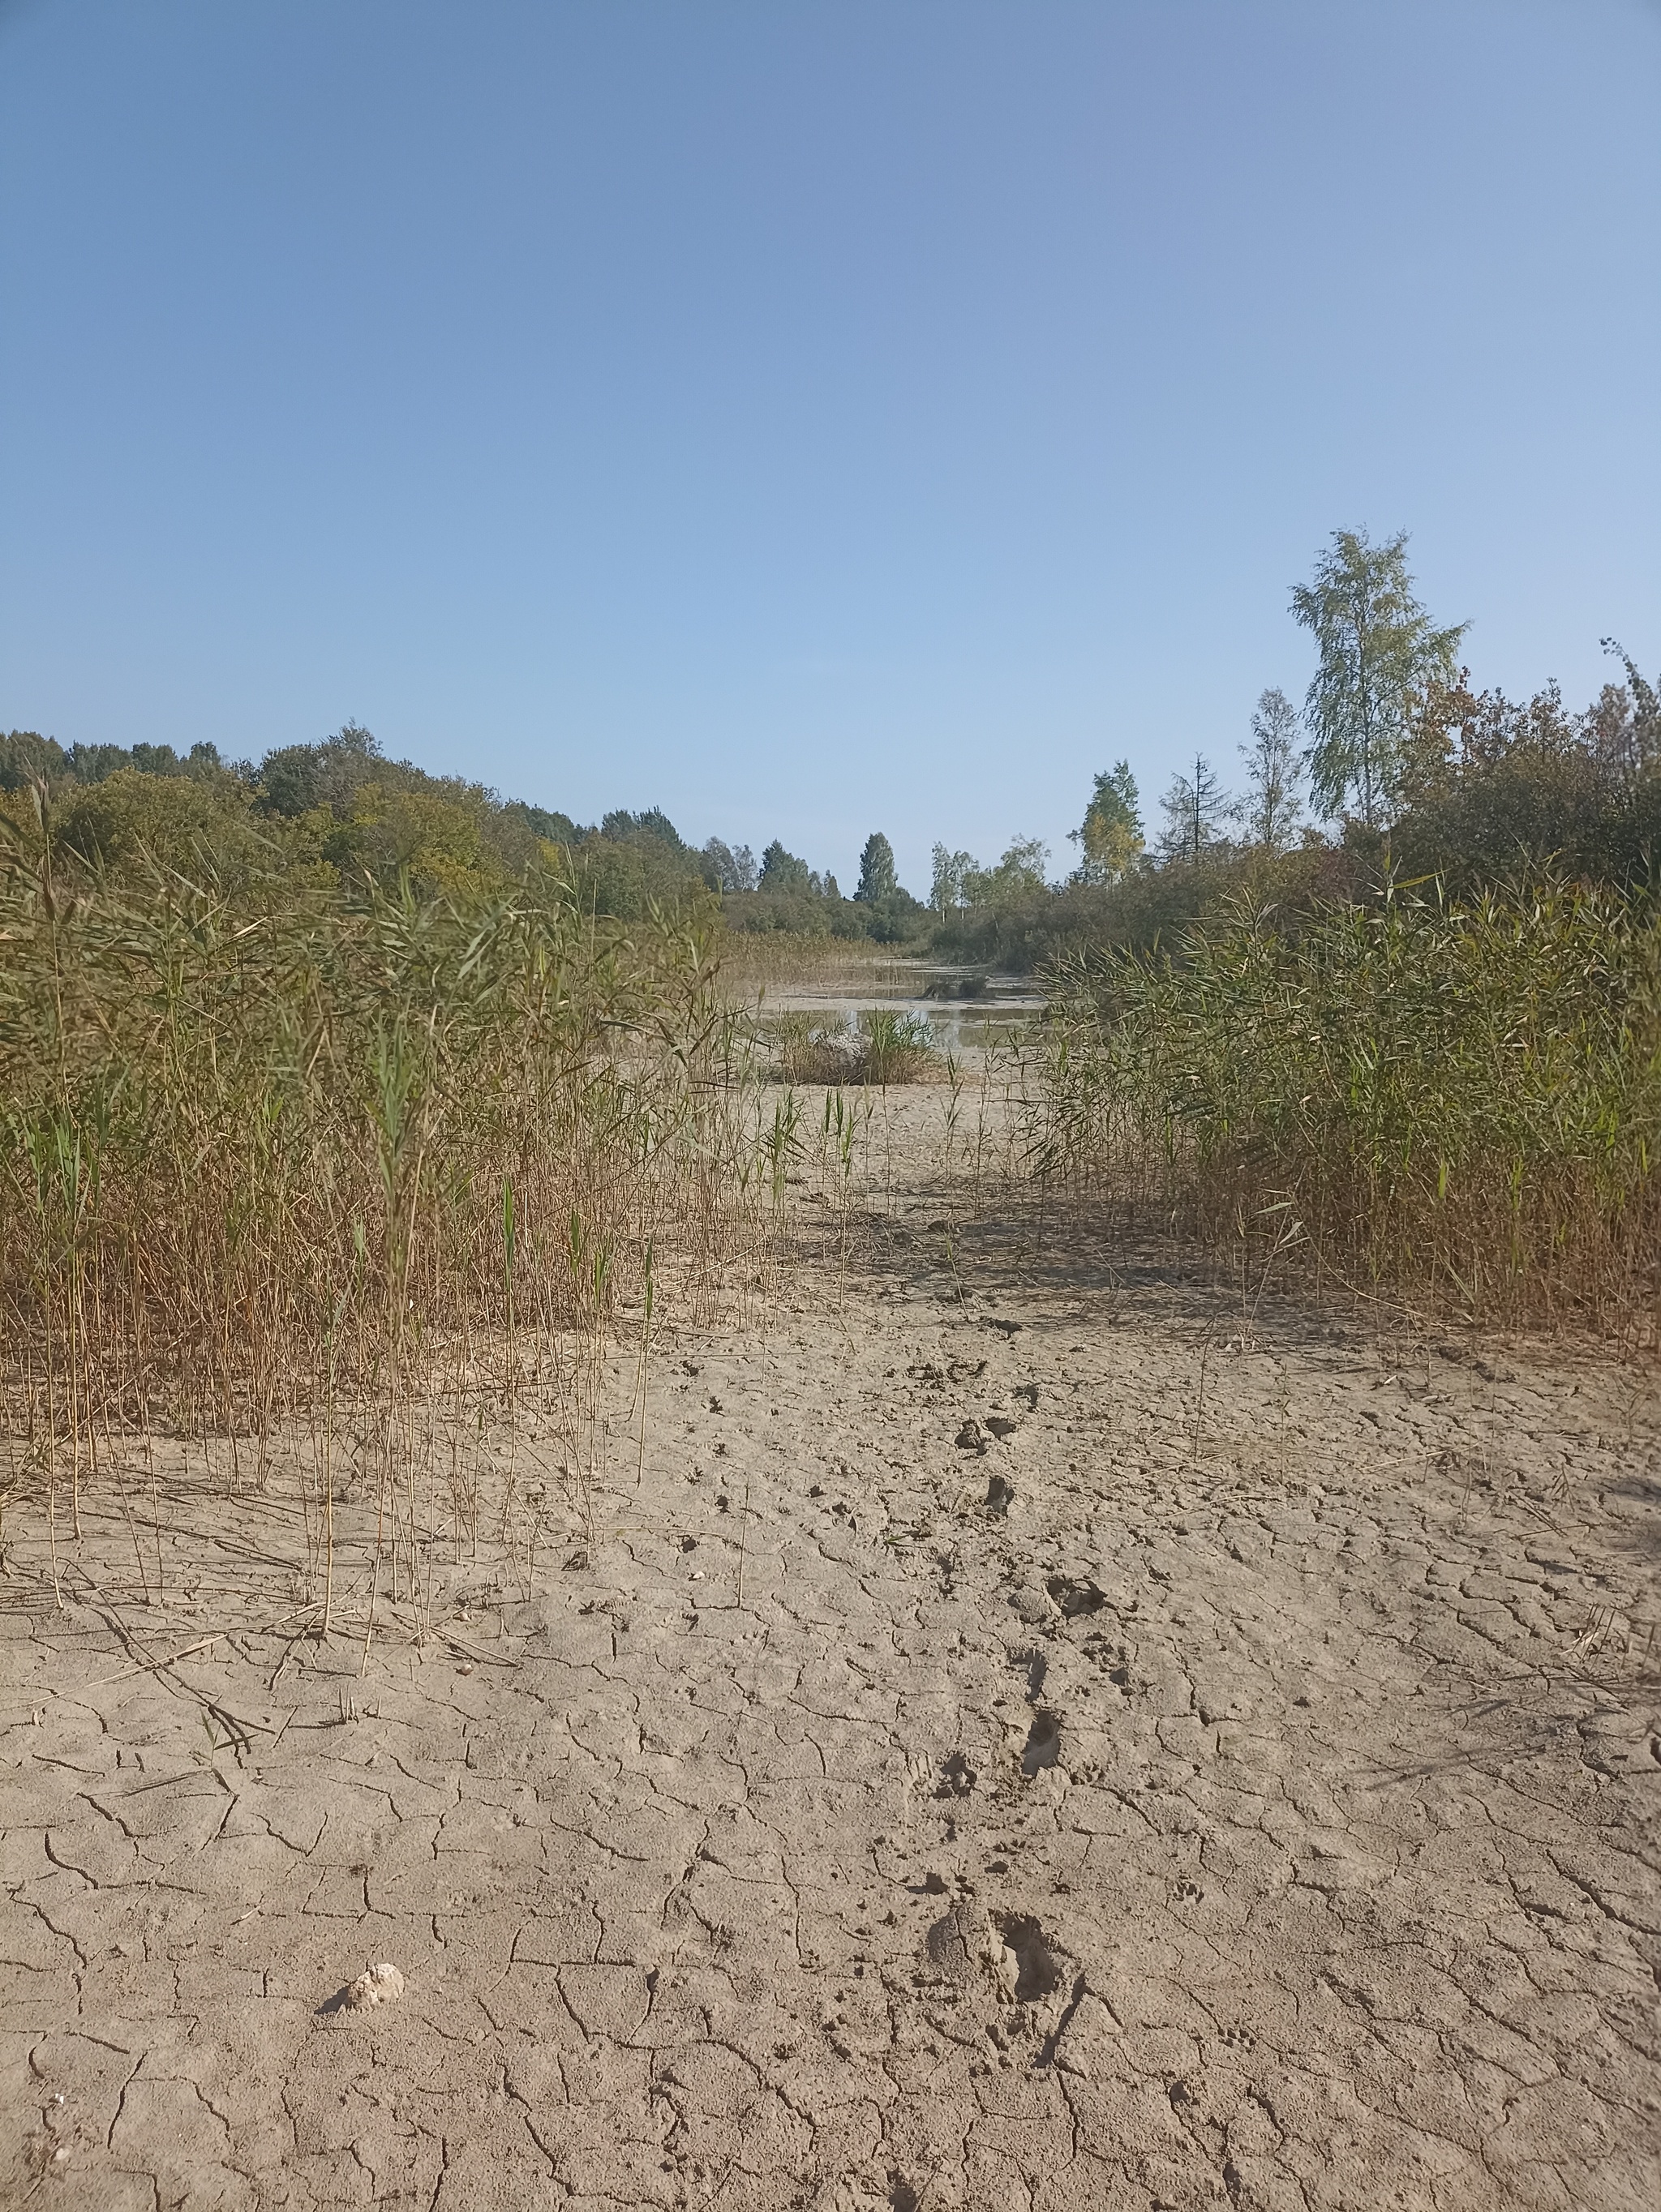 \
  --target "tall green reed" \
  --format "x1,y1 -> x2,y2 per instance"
0,833 -> 778,1614
1026,880 -> 1661,1326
